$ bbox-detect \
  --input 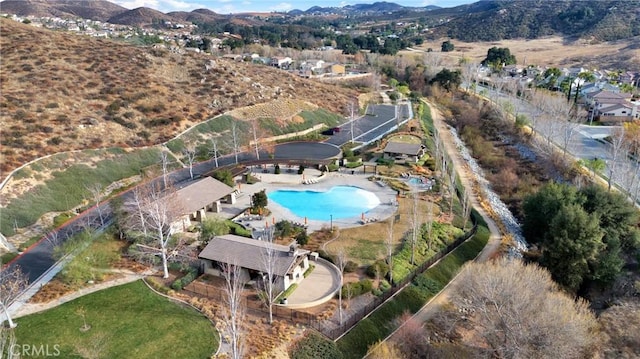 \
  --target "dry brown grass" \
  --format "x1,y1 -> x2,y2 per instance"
325,195 -> 442,266
403,36 -> 640,69
0,18 -> 357,176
